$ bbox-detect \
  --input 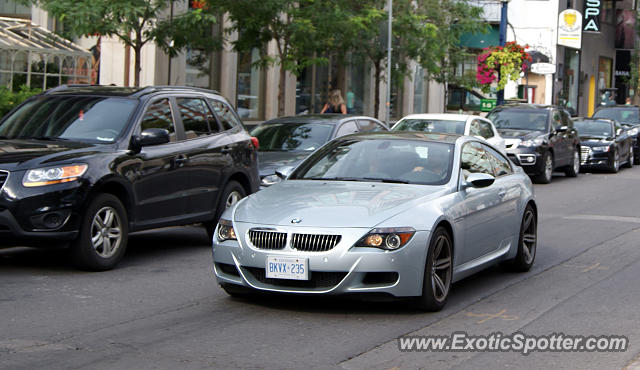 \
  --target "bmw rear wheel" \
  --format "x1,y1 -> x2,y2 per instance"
503,204 -> 537,272
416,226 -> 453,311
